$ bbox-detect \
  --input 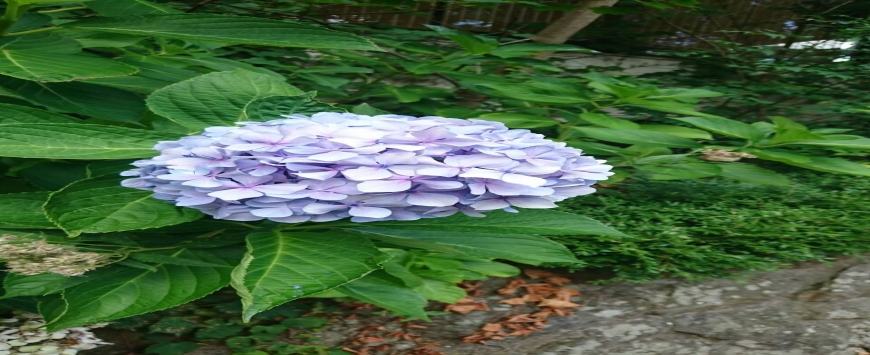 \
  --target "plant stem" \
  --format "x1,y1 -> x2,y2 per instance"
0,1 -> 23,37
3,26 -> 60,37
36,5 -> 85,14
